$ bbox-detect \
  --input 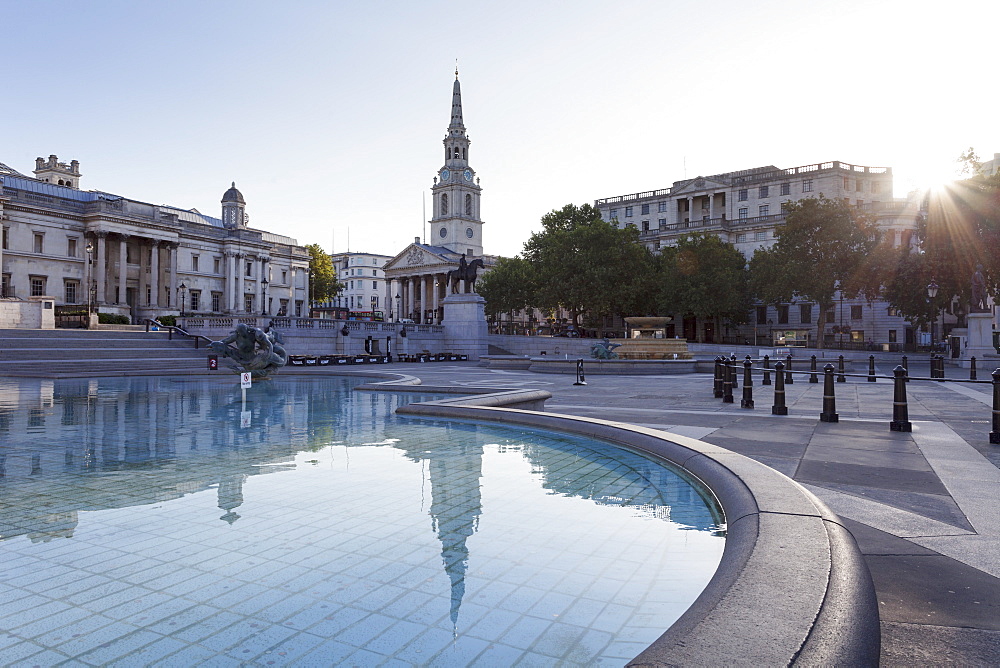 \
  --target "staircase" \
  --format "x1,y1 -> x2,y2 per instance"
0,329 -> 215,378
